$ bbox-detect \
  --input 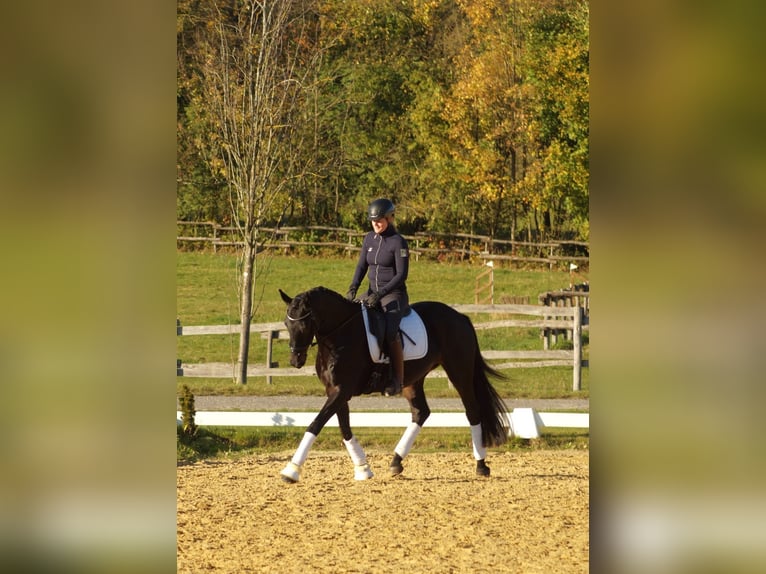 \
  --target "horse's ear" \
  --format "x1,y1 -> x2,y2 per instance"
279,289 -> 292,304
